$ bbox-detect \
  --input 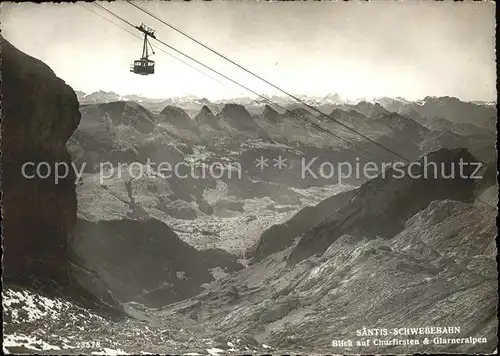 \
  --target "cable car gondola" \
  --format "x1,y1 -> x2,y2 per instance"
130,24 -> 156,75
